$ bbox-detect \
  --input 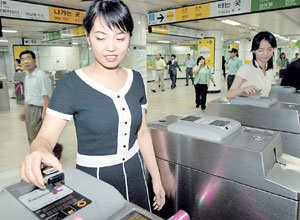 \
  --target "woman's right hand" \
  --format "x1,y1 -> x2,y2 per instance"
20,150 -> 63,189
243,85 -> 259,95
